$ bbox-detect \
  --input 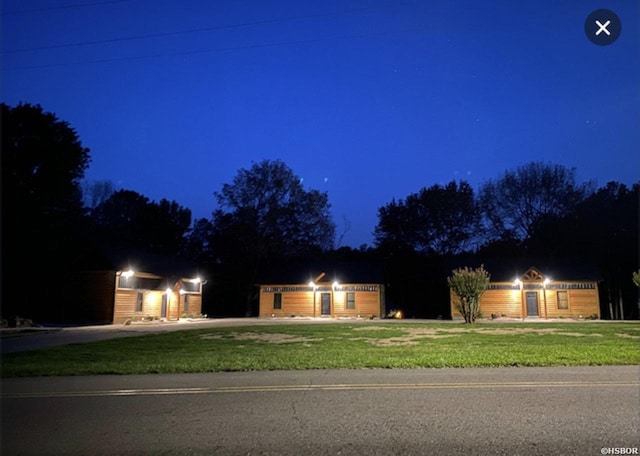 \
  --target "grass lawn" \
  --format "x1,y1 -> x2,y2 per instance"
2,322 -> 639,377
